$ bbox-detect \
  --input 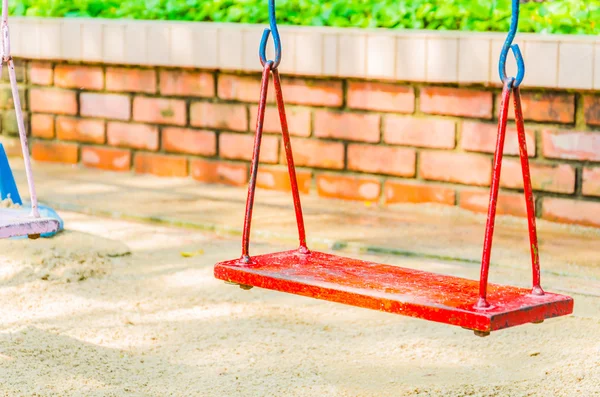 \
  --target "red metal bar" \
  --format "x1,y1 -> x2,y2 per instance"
241,62 -> 273,262
477,81 -> 512,309
513,87 -> 544,296
272,69 -> 308,253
